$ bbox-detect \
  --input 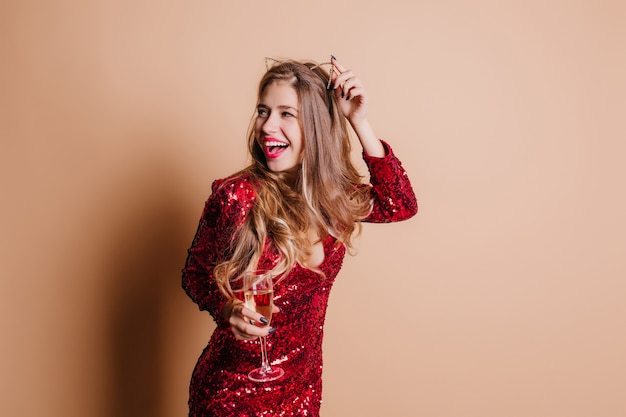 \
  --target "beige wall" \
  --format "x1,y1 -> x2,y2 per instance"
2,1 -> 625,416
